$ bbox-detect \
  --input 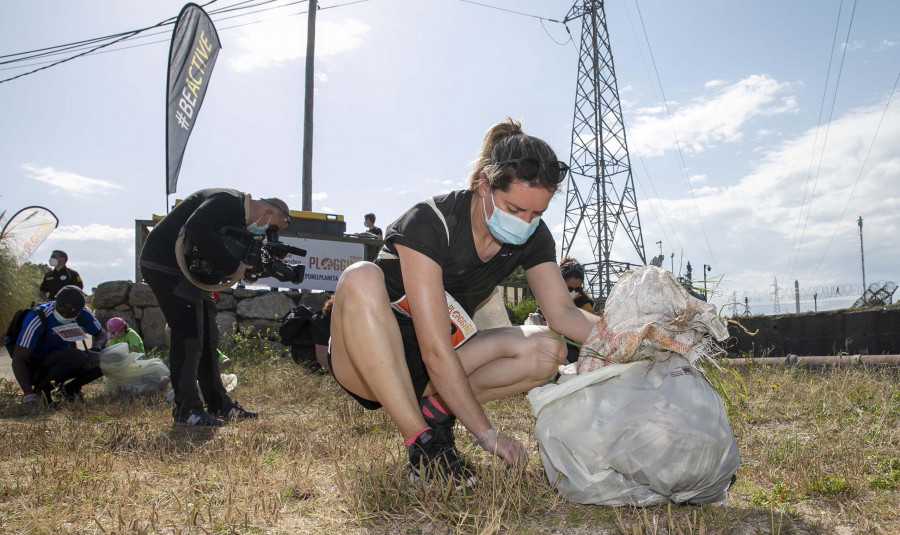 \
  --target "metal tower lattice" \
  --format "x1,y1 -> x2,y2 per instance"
561,0 -> 646,304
